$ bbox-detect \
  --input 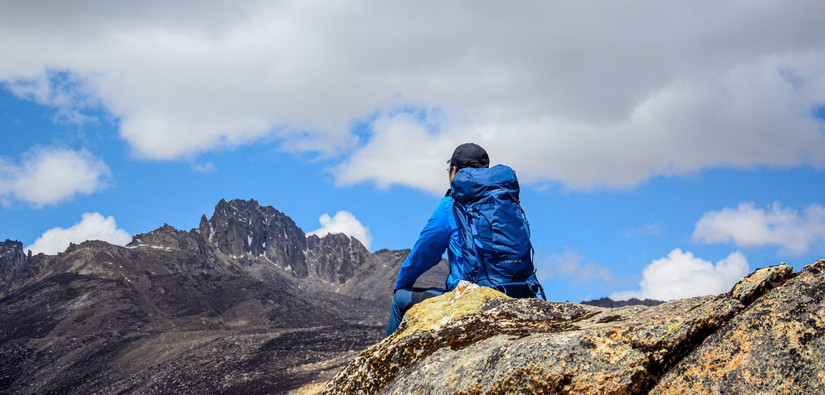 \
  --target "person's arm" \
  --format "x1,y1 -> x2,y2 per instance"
394,197 -> 452,290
